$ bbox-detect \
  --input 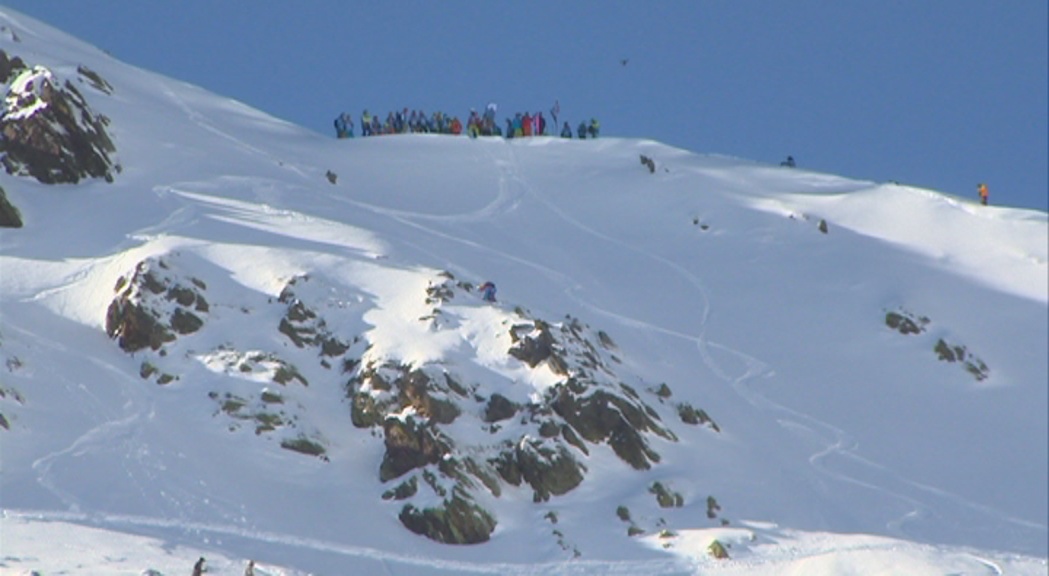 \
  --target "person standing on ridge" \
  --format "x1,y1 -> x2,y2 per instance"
361,109 -> 372,136
560,121 -> 572,138
192,557 -> 206,576
333,113 -> 348,138
978,182 -> 989,205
